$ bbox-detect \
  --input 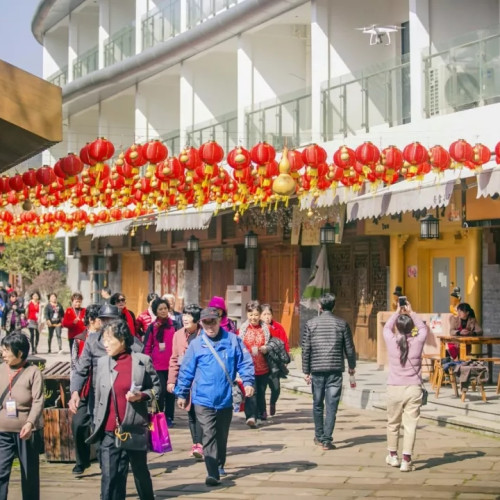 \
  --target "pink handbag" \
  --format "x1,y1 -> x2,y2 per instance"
149,411 -> 173,453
